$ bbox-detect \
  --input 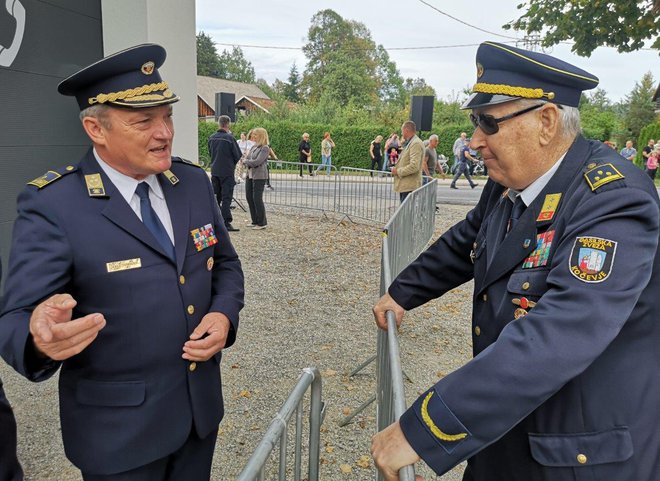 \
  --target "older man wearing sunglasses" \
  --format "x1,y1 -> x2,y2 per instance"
372,41 -> 660,481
